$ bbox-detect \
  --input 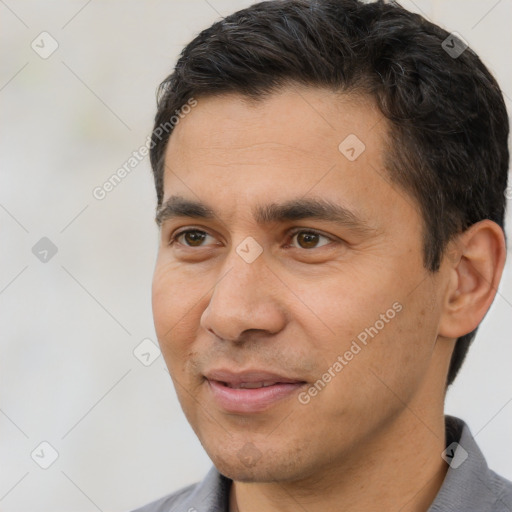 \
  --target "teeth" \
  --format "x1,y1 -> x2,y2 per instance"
233,381 -> 277,389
